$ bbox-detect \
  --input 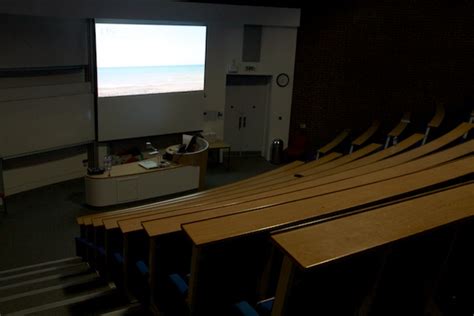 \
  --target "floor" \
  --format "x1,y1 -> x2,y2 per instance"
0,156 -> 277,271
